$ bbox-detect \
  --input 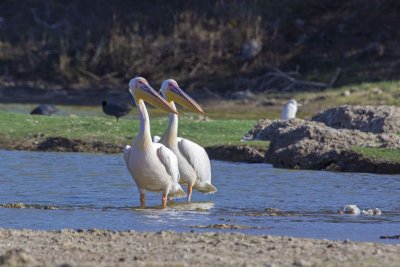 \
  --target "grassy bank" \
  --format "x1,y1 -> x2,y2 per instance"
1,110 -> 400,164
352,147 -> 400,163
0,111 -> 266,149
